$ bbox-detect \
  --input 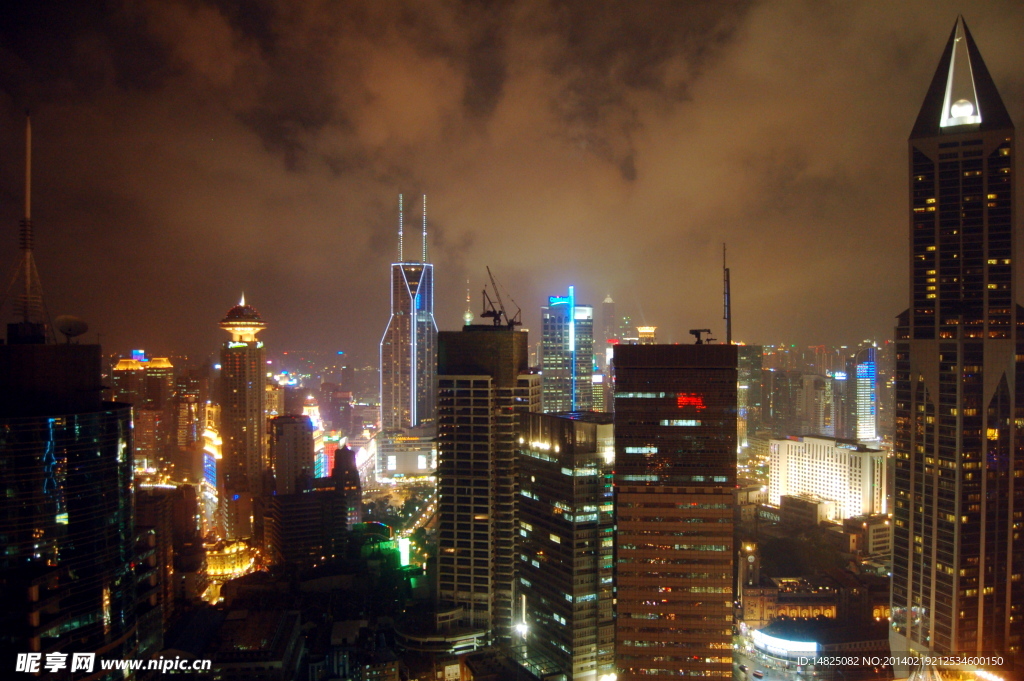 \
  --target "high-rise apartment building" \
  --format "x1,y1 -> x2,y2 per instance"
541,286 -> 594,412
218,297 -> 268,540
518,412 -> 615,681
892,17 -> 1023,662
613,344 -> 736,679
435,325 -> 541,642
380,194 -> 437,431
